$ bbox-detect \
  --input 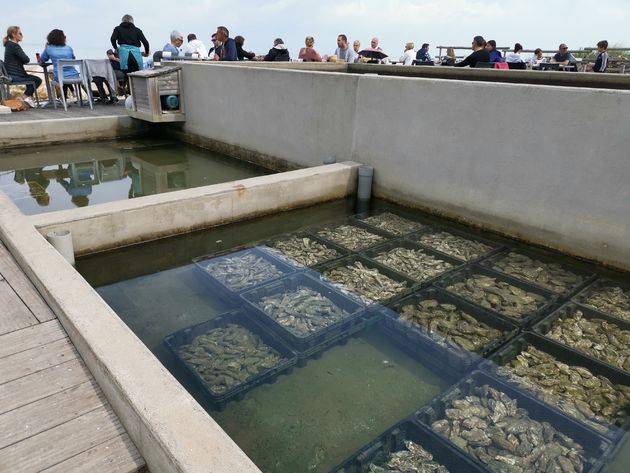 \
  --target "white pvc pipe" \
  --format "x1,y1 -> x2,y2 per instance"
46,230 -> 75,266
